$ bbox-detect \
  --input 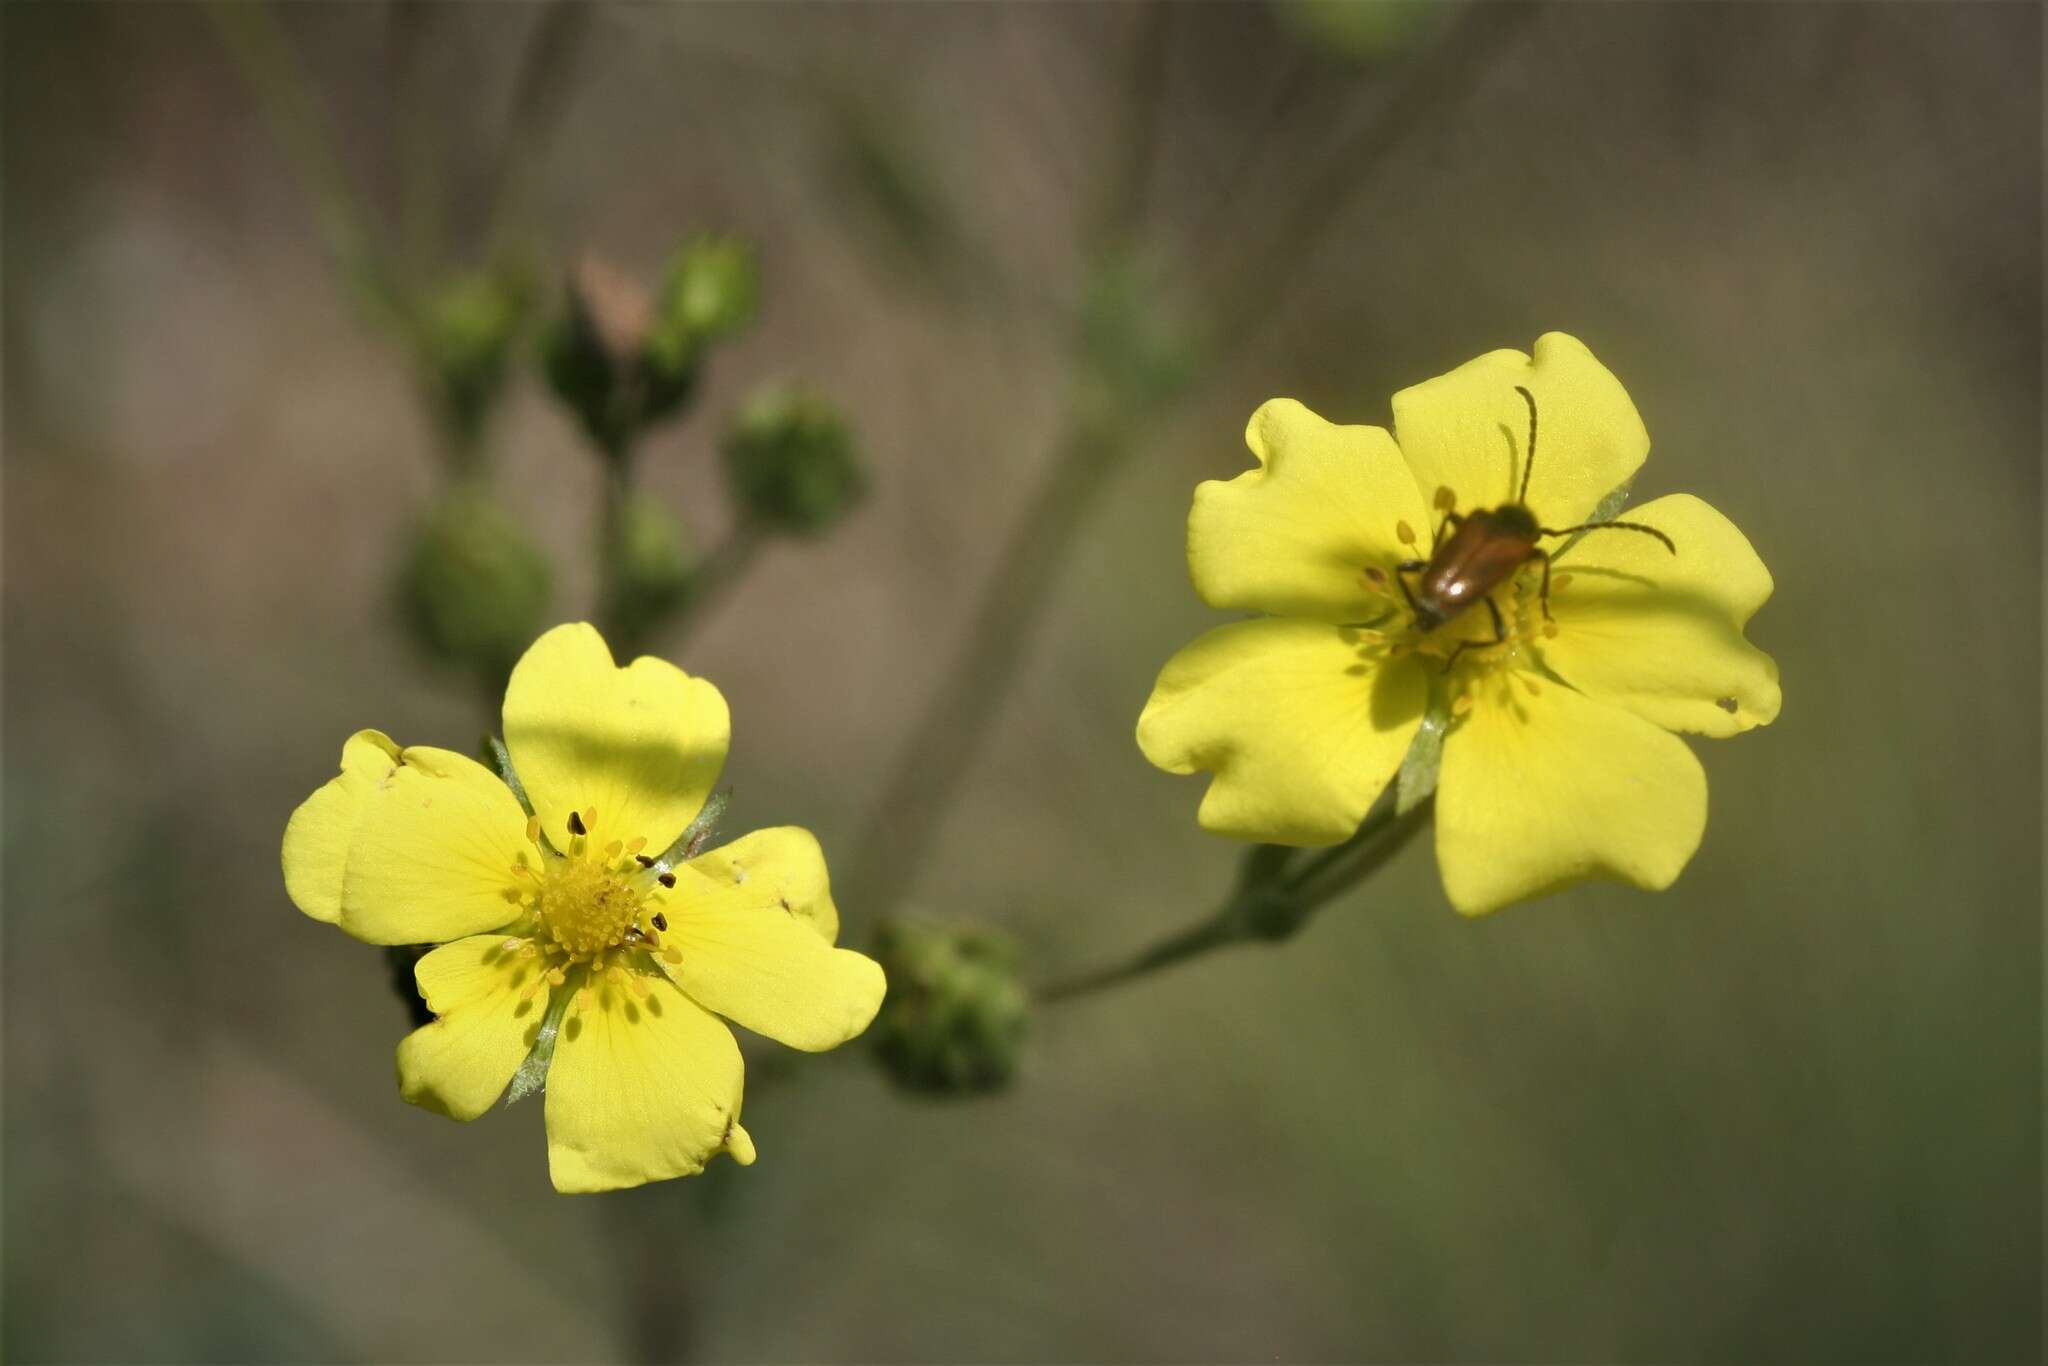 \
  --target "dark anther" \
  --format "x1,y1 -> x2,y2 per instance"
657,872 -> 677,888
652,912 -> 669,931
635,854 -> 656,867
567,811 -> 587,836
